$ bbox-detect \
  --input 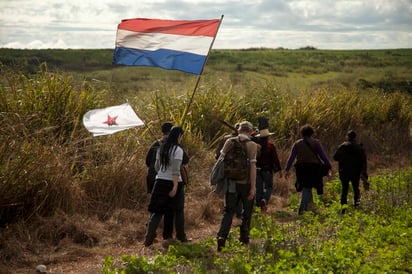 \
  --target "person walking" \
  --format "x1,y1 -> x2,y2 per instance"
215,122 -> 243,218
285,124 -> 332,215
144,126 -> 189,246
254,117 -> 282,212
333,130 -> 368,213
216,121 -> 259,251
